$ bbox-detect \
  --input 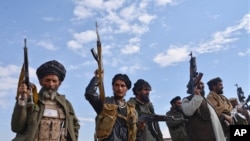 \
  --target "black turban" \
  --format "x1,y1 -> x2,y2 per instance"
36,60 -> 66,81
132,79 -> 151,95
170,96 -> 181,105
112,73 -> 131,90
